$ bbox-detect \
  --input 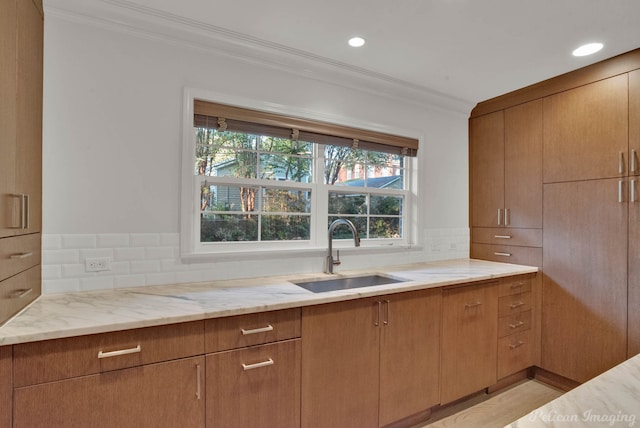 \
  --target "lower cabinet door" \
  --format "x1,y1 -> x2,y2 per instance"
13,356 -> 205,428
206,339 -> 301,428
